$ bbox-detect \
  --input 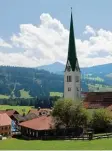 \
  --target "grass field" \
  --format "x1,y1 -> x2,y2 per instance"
0,138 -> 112,150
88,84 -> 112,92
0,105 -> 32,114
20,89 -> 32,98
0,94 -> 10,99
50,92 -> 63,97
0,89 -> 32,99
